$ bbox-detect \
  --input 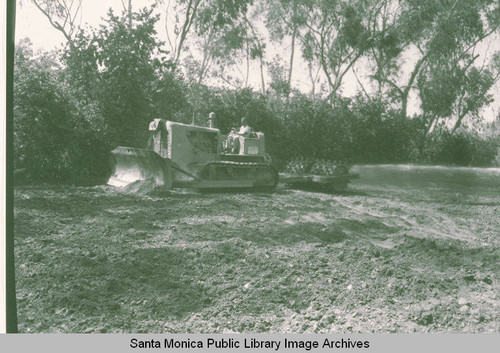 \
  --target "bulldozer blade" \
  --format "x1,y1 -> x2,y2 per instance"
108,146 -> 171,188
